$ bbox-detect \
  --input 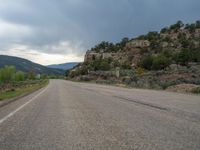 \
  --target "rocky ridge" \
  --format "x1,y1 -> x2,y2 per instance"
67,20 -> 200,93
